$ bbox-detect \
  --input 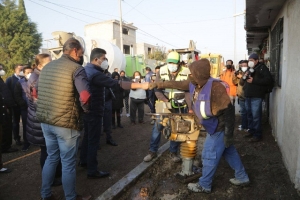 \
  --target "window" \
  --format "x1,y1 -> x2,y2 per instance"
148,47 -> 152,55
122,28 -> 129,35
123,45 -> 130,54
270,18 -> 283,87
